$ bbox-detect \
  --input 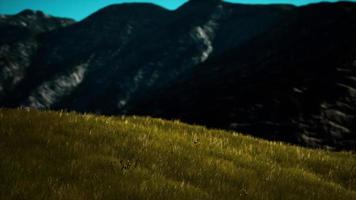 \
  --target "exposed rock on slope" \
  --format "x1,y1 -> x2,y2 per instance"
0,10 -> 74,100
